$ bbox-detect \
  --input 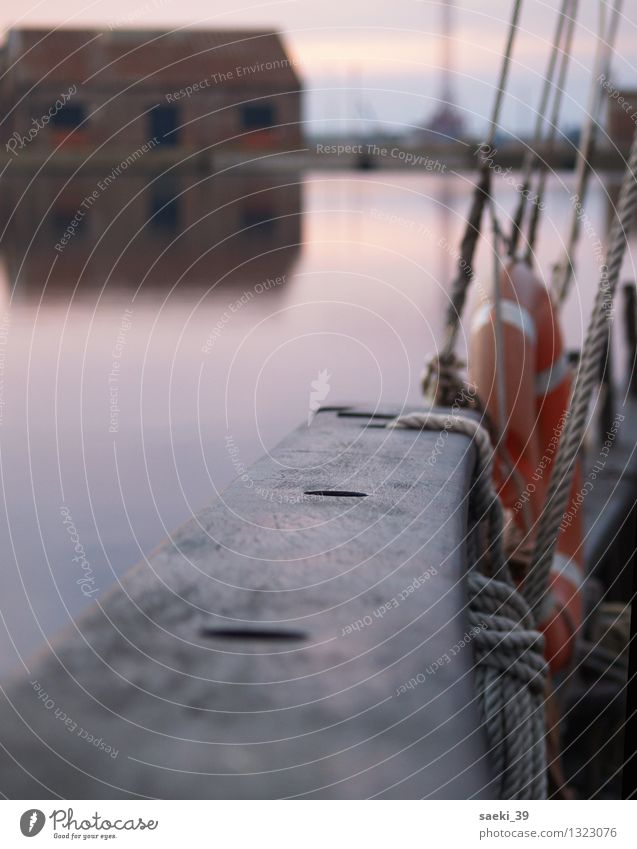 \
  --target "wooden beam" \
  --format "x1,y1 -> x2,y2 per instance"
0,405 -> 496,799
